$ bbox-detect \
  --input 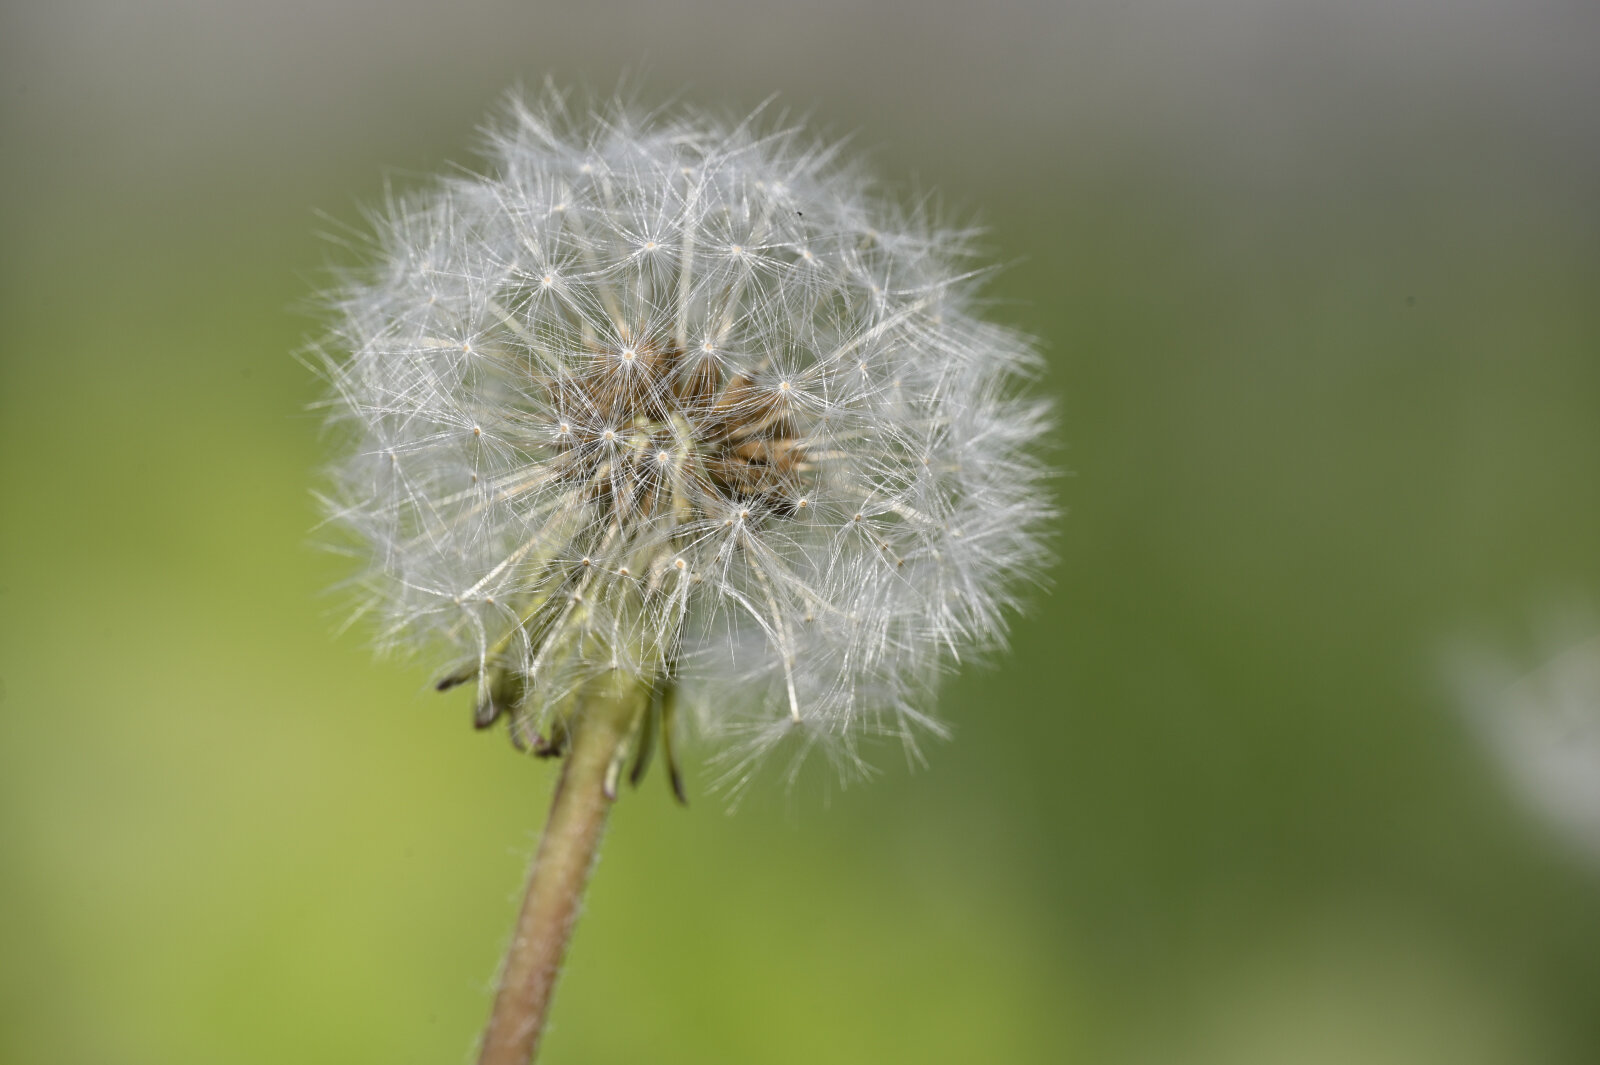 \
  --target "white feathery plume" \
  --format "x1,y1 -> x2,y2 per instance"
315,88 -> 1054,795
1451,624 -> 1600,868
